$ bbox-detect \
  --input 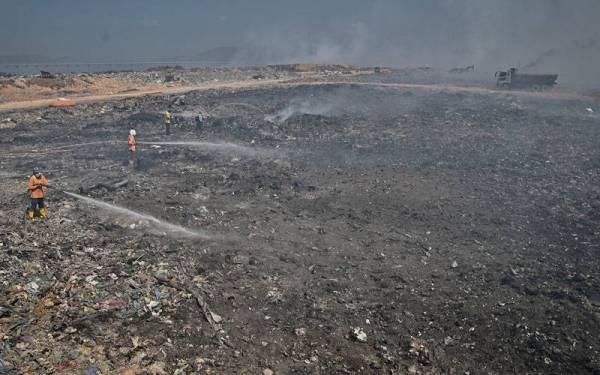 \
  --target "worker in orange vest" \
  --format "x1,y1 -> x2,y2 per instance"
27,166 -> 49,220
128,129 -> 137,167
